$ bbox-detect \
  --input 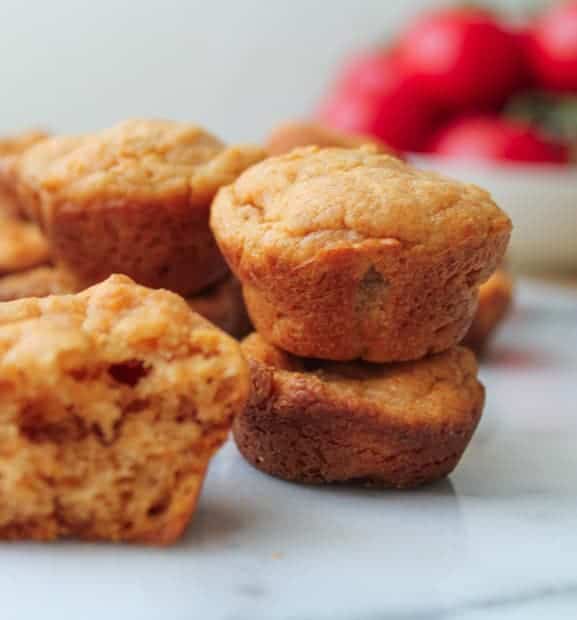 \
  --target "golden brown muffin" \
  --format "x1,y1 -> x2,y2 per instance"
10,120 -> 264,295
234,334 -> 484,487
187,274 -> 252,339
0,214 -> 51,274
463,269 -> 513,355
265,120 -> 402,159
0,130 -> 49,218
211,146 -> 512,362
0,266 -> 73,302
0,274 -> 249,544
